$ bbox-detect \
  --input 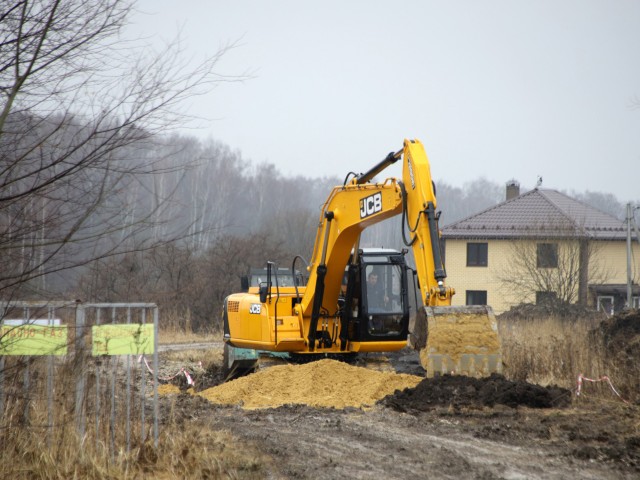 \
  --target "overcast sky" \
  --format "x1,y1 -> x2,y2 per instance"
130,1 -> 640,203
